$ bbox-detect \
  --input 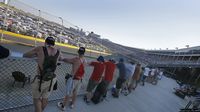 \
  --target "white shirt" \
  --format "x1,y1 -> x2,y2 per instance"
125,63 -> 135,79
150,69 -> 155,76
143,67 -> 150,76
